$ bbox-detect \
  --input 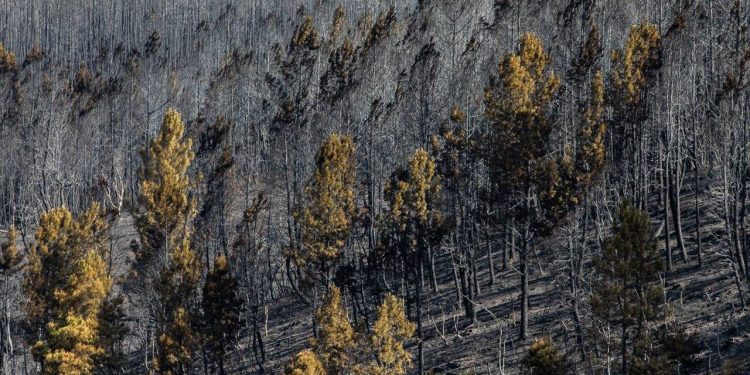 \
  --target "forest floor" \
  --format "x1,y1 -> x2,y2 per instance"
73,181 -> 750,374
208,188 -> 750,374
